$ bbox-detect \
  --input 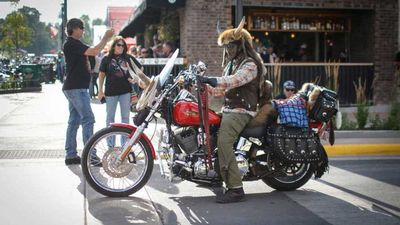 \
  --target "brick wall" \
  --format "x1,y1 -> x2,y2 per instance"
180,0 -> 231,76
179,0 -> 398,105
373,1 -> 399,104
349,10 -> 374,62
